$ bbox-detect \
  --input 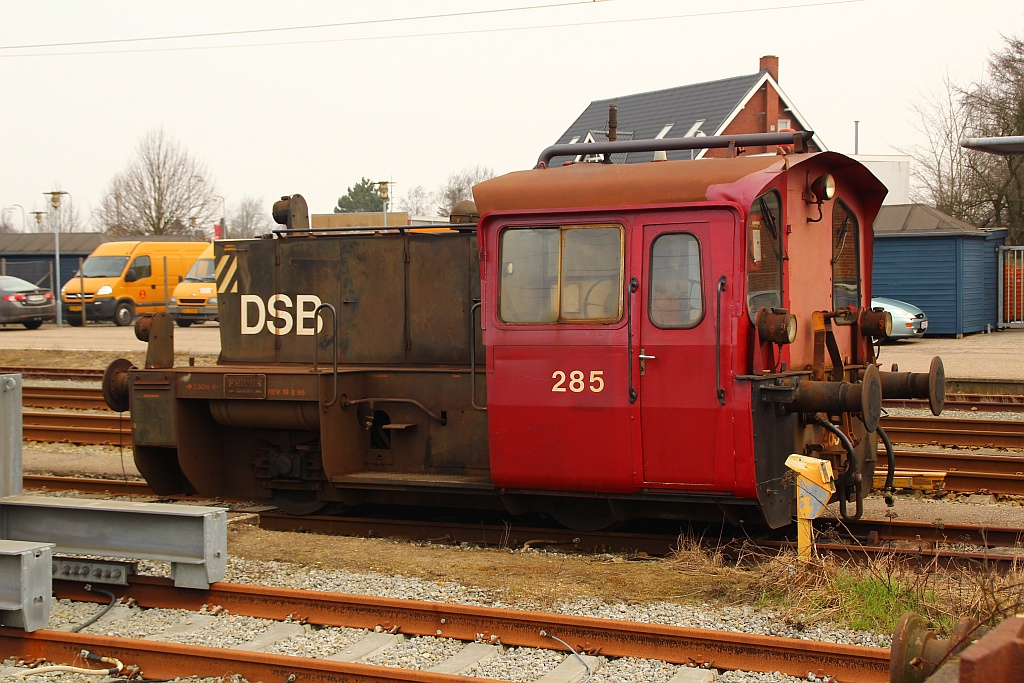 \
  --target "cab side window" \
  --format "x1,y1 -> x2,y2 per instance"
130,255 -> 152,279
831,201 -> 859,309
499,225 -> 623,324
649,233 -> 703,328
746,191 -> 783,321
